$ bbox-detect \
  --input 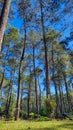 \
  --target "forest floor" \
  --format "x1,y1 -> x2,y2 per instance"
0,120 -> 73,130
